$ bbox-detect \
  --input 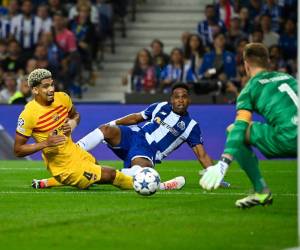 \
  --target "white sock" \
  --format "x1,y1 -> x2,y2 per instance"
120,165 -> 142,177
76,128 -> 104,151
